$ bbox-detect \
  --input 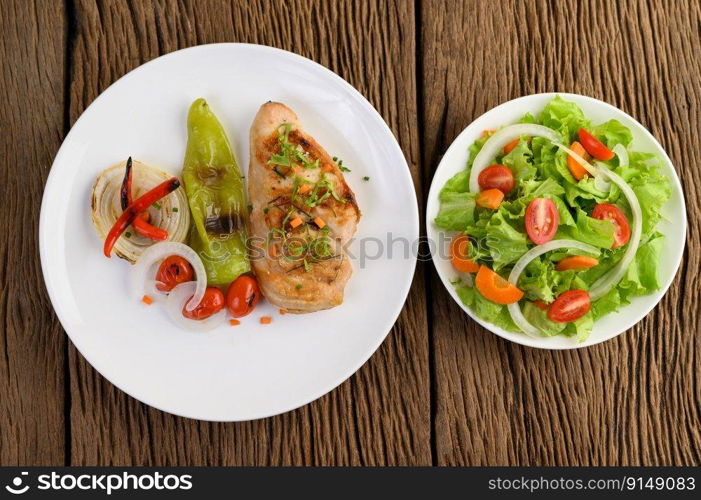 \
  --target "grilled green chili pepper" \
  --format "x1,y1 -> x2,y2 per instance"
182,98 -> 250,285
